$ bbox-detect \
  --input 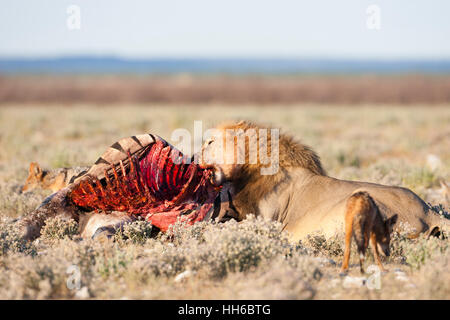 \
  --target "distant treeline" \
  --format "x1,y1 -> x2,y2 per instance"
1,74 -> 450,105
